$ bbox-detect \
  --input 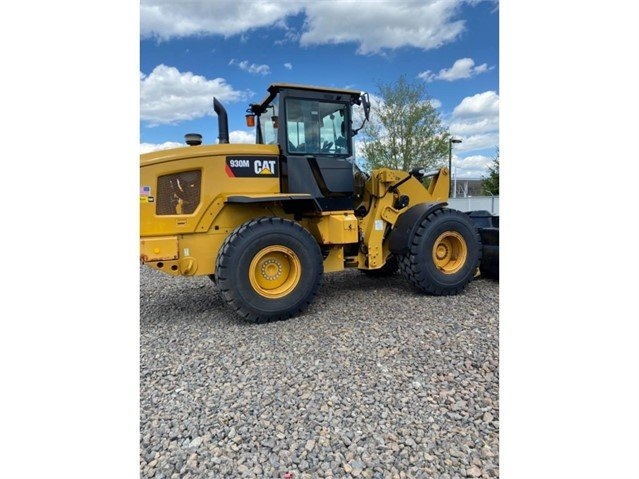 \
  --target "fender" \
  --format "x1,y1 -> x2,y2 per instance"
225,193 -> 321,216
388,202 -> 447,254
